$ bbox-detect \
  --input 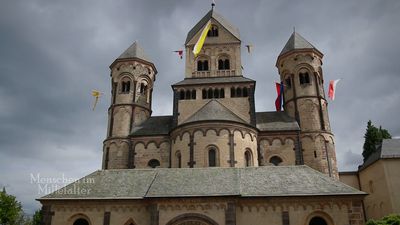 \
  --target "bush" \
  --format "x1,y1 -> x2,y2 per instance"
366,214 -> 400,225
